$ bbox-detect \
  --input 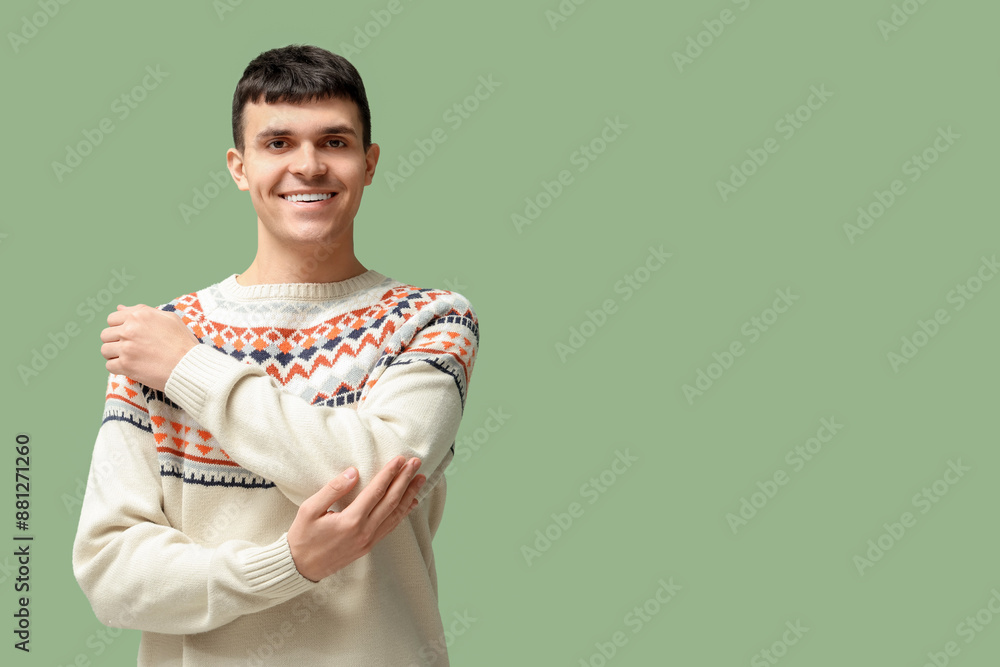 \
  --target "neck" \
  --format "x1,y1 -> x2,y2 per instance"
237,244 -> 367,286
